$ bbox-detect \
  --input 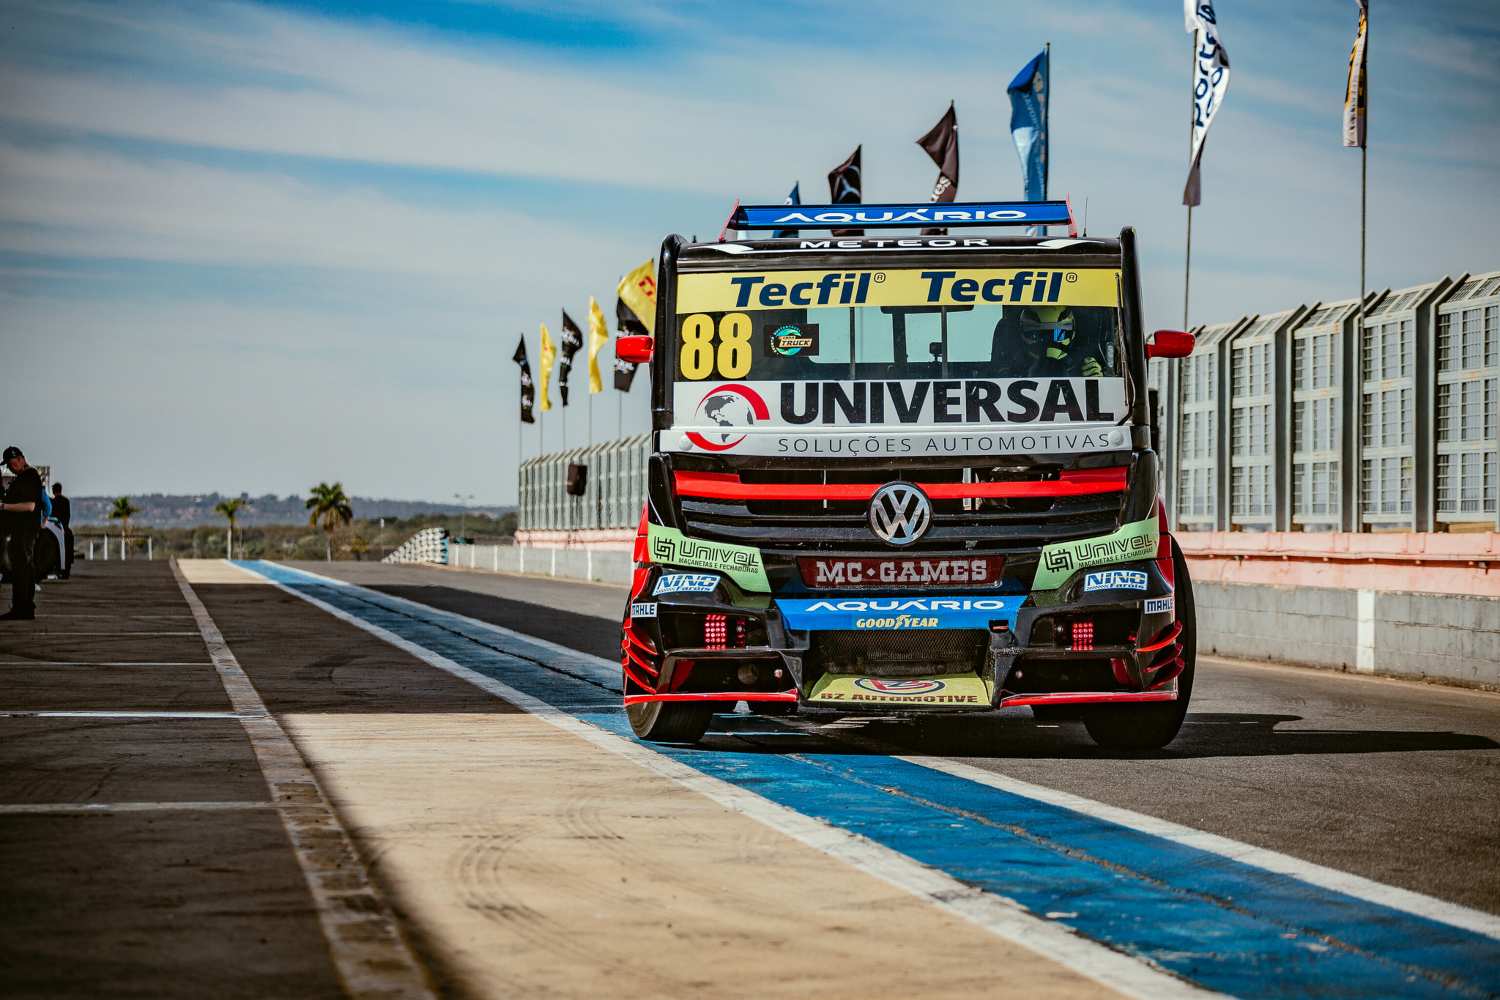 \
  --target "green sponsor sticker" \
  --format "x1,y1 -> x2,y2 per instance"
646,524 -> 770,593
1032,514 -> 1158,592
